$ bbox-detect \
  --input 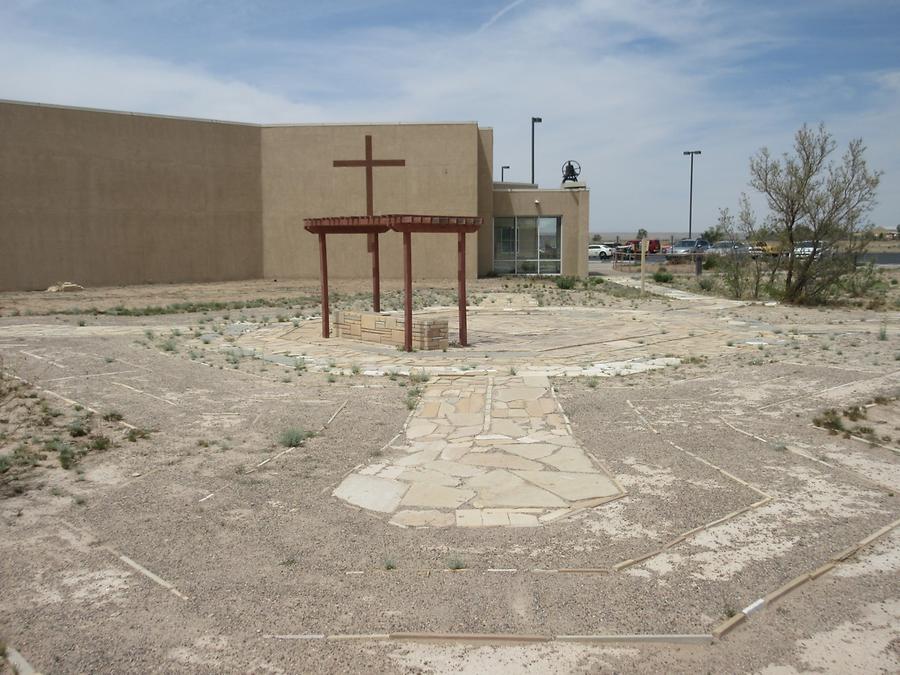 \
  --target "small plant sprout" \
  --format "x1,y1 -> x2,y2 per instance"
447,557 -> 467,570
